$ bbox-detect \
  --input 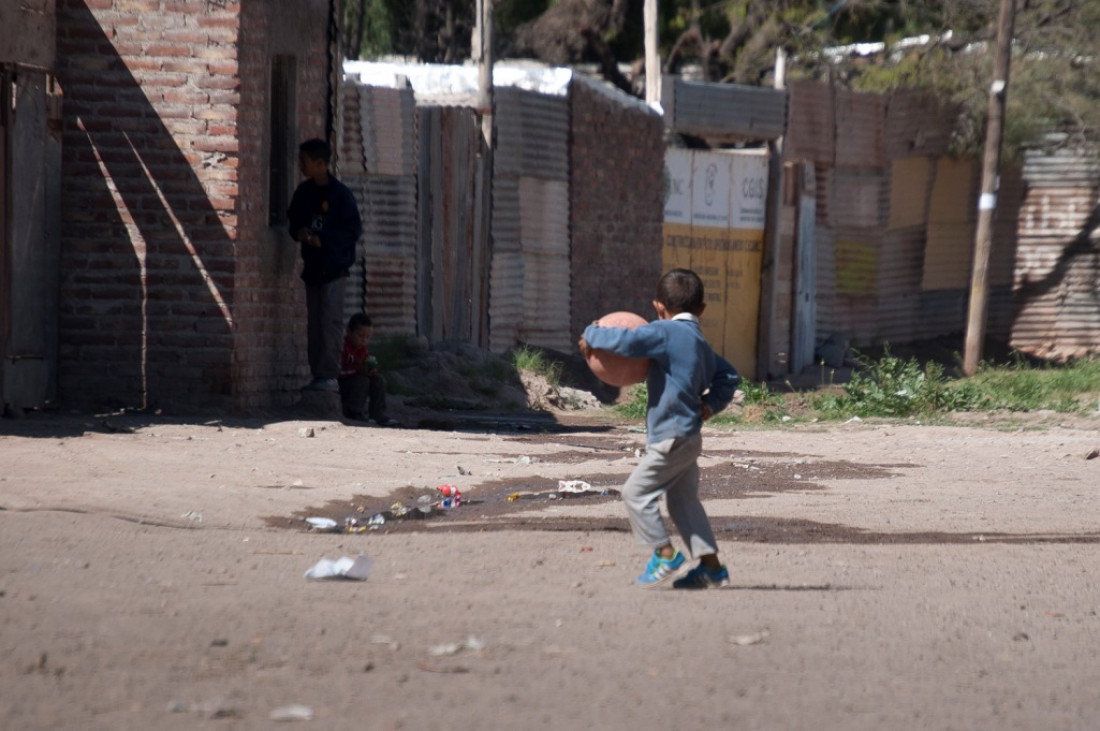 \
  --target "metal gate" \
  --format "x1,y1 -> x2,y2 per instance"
1,68 -> 62,414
